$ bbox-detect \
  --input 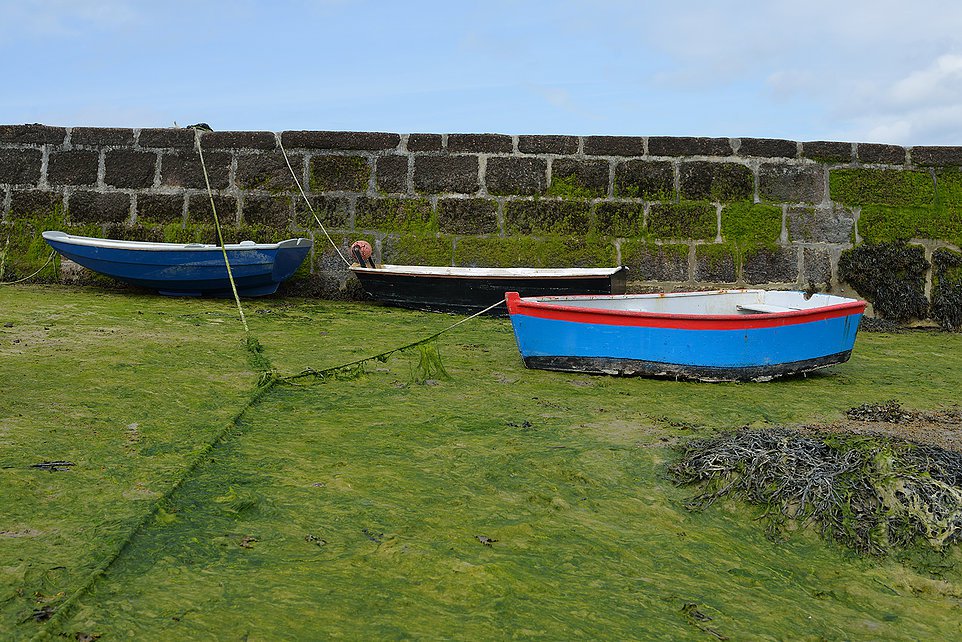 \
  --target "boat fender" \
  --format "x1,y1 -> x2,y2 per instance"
350,240 -> 376,268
